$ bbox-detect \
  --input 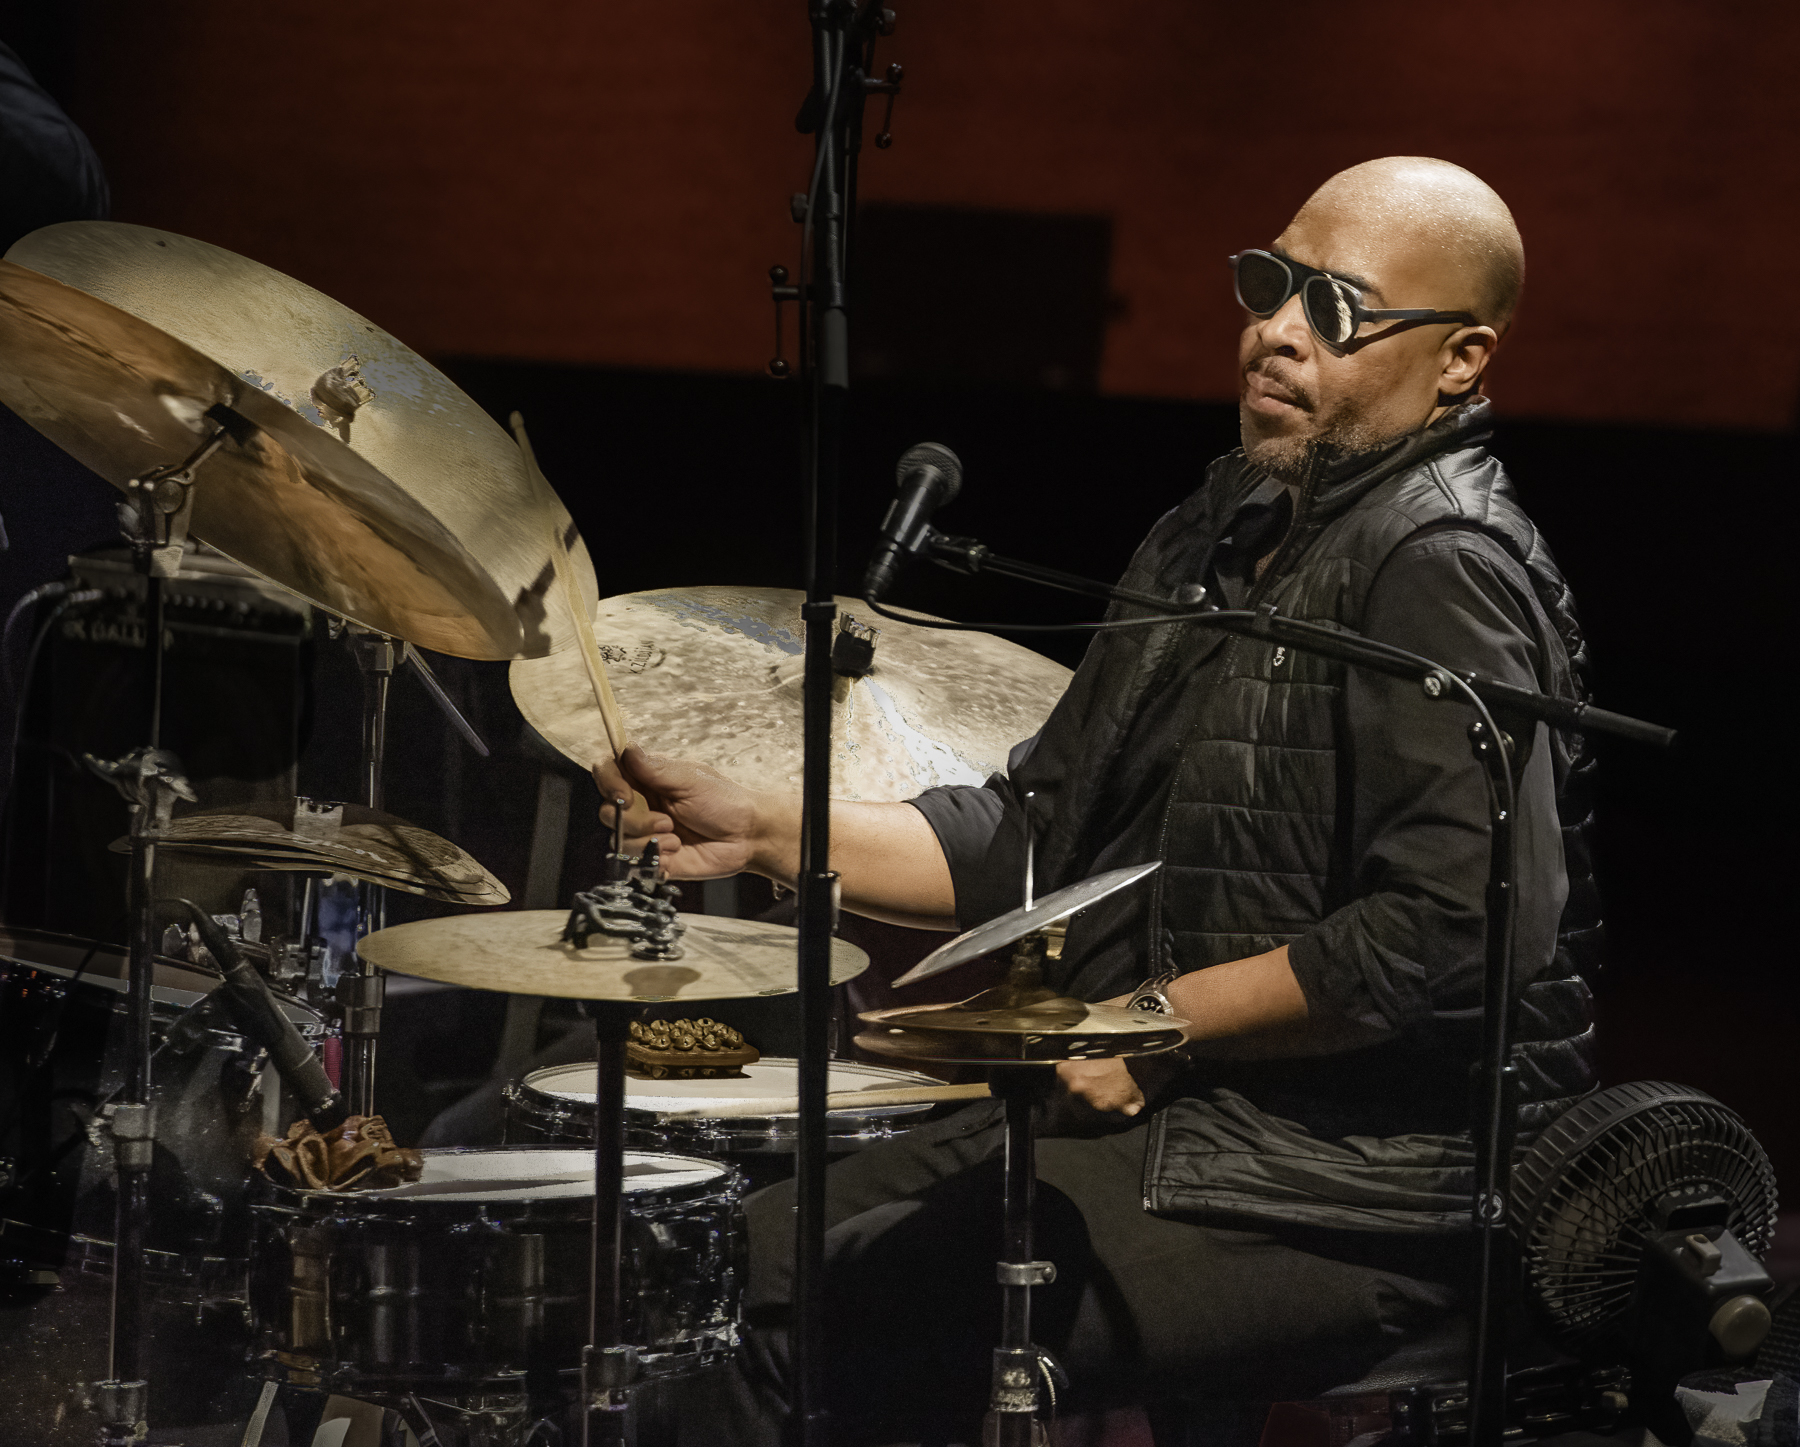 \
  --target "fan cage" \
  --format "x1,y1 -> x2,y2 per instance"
1511,1081 -> 1778,1350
